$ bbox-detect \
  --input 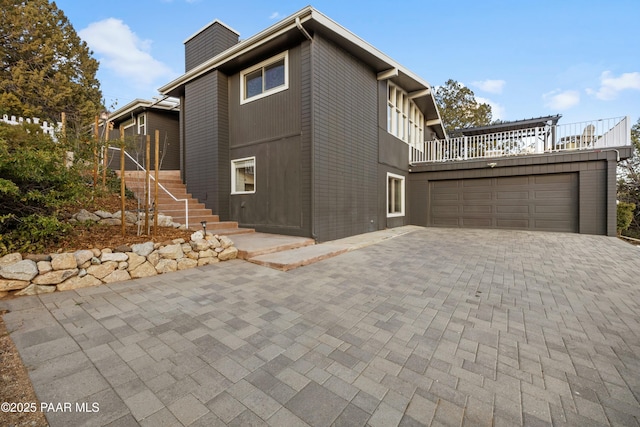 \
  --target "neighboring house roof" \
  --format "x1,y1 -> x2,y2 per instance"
107,97 -> 180,125
450,114 -> 562,137
159,6 -> 446,139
